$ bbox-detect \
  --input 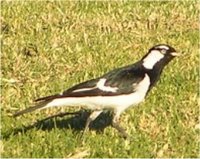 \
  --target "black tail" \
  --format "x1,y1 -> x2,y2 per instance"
13,100 -> 50,117
34,94 -> 60,102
